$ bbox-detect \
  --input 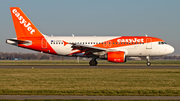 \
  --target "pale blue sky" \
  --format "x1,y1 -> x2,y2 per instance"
0,0 -> 180,54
